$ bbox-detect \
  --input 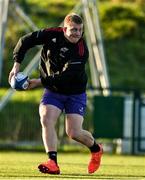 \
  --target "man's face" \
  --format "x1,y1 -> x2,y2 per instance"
64,22 -> 83,43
